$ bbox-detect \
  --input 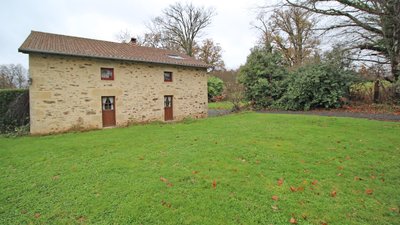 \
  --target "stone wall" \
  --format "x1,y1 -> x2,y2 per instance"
29,54 -> 208,134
